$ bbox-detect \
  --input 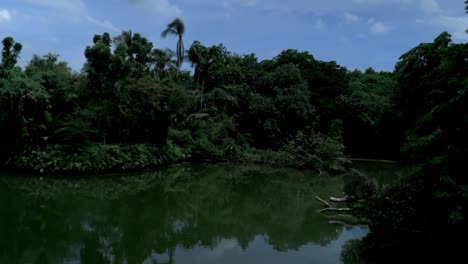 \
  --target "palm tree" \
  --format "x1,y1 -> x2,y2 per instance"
161,18 -> 185,71
188,41 -> 209,110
